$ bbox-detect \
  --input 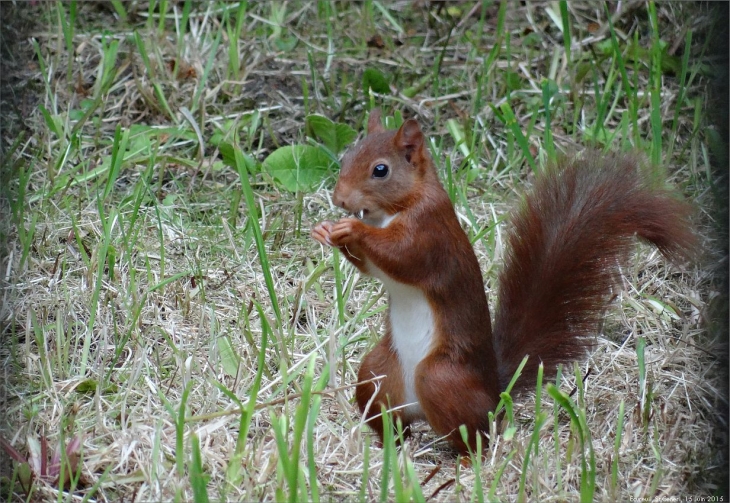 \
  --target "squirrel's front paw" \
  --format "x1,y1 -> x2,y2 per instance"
329,217 -> 362,246
312,221 -> 335,246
